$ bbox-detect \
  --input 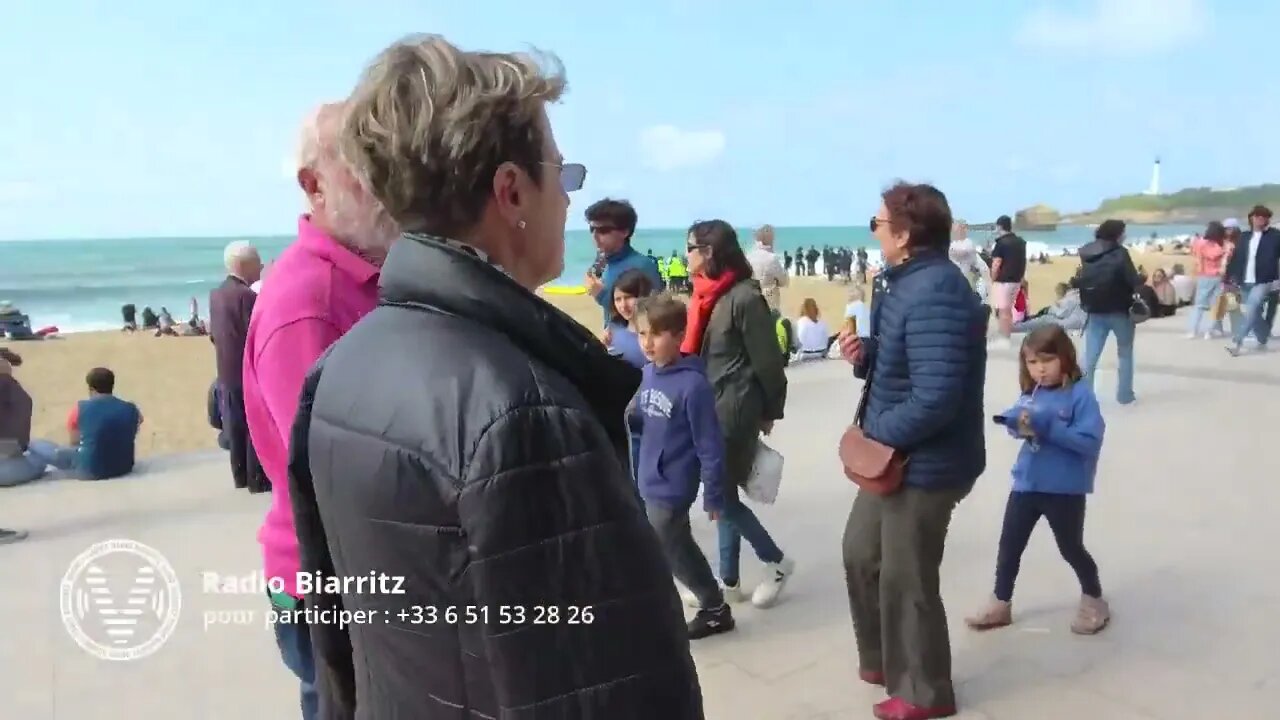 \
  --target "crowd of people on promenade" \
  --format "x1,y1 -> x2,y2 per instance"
5,31 -> 1280,720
